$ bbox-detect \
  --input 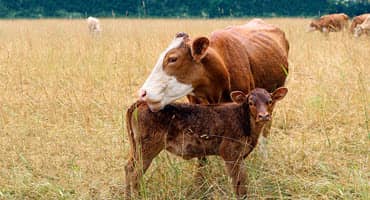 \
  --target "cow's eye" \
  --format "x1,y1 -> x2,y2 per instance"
168,57 -> 177,63
249,101 -> 254,106
268,100 -> 272,105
